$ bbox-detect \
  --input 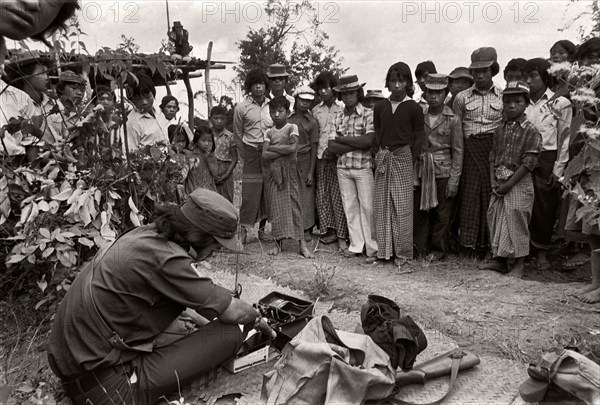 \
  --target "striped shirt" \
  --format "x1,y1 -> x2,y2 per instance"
525,89 -> 572,177
452,83 -> 504,138
329,103 -> 375,170
233,96 -> 273,147
312,100 -> 343,159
